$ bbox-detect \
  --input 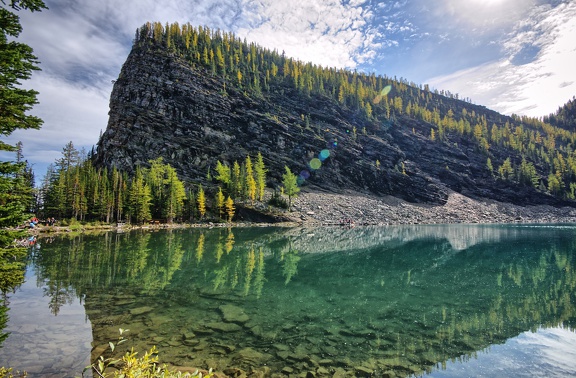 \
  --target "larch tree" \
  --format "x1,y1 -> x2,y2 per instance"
282,166 -> 299,211
164,165 -> 186,223
254,152 -> 267,201
215,186 -> 225,219
197,185 -> 206,219
245,155 -> 256,204
225,195 -> 235,222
